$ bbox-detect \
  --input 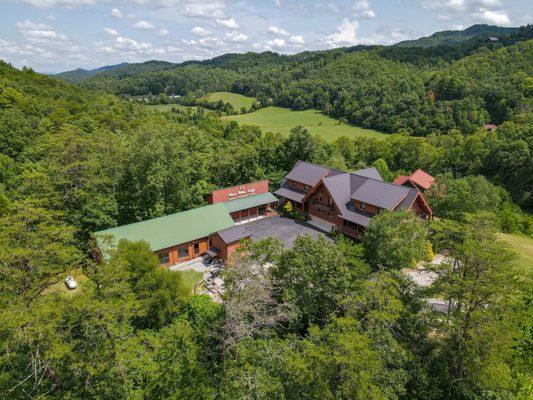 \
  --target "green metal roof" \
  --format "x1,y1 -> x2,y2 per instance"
223,192 -> 278,213
94,203 -> 234,252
